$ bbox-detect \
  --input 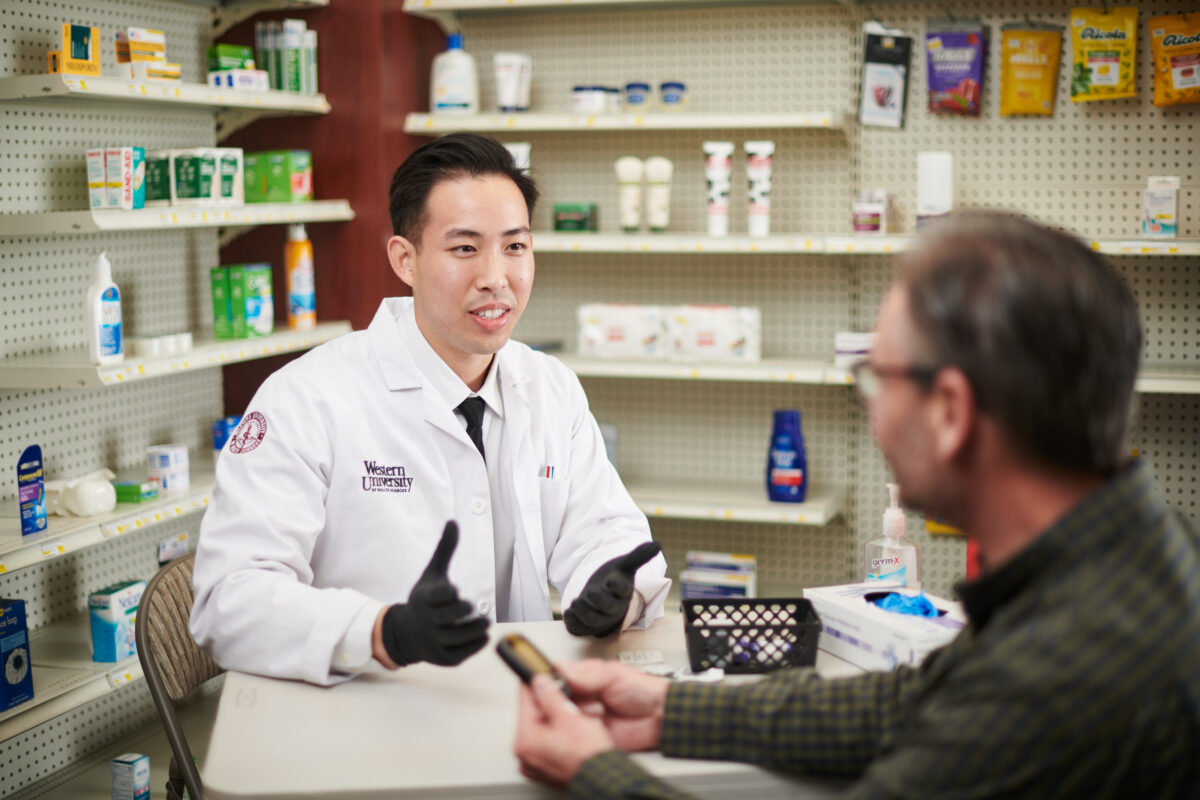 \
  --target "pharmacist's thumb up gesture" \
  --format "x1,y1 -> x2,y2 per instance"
564,542 -> 661,637
379,521 -> 490,667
